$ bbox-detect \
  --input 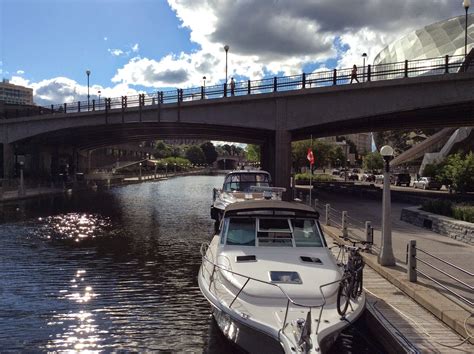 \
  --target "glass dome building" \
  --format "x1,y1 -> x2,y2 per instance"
374,14 -> 473,65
